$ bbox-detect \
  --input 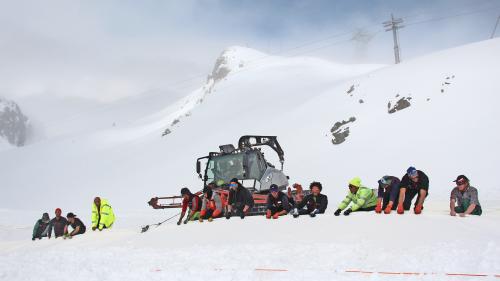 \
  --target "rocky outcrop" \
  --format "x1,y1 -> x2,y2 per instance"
331,117 -> 356,145
0,97 -> 29,146
388,94 -> 412,114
